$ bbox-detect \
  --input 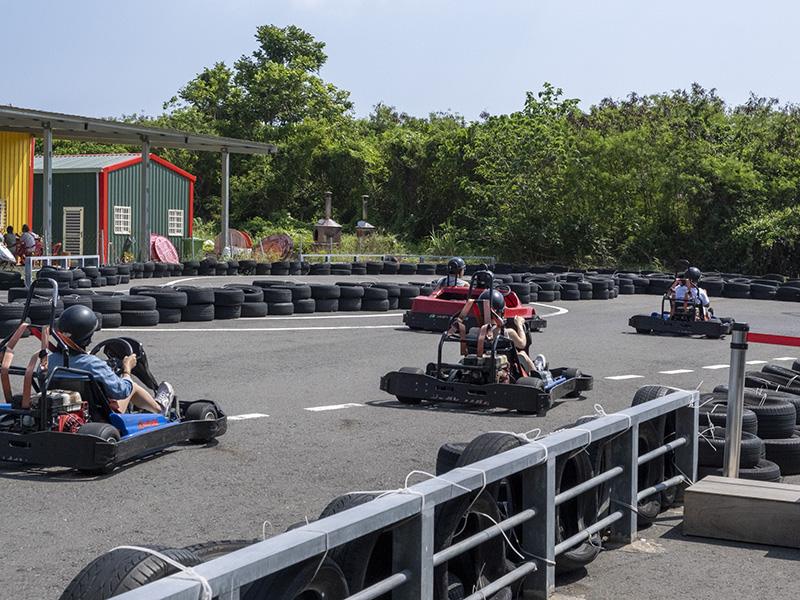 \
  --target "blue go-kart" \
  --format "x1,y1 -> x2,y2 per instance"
0,278 -> 226,474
